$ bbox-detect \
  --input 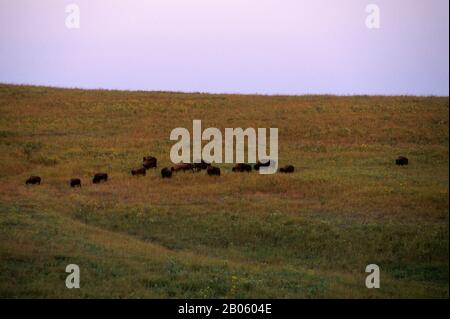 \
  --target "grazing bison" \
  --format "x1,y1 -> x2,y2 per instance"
193,160 -> 210,172
395,156 -> 409,166
253,160 -> 271,171
232,163 -> 252,172
207,166 -> 221,176
143,156 -> 157,162
131,167 -> 146,176
161,167 -> 172,178
143,156 -> 157,169
70,178 -> 81,187
92,173 -> 108,184
279,165 -> 295,173
26,176 -> 41,185
171,163 -> 195,173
